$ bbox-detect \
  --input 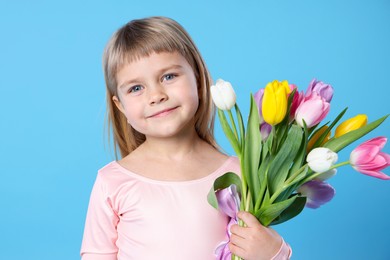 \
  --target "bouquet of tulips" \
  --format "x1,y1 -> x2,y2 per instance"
208,78 -> 389,260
